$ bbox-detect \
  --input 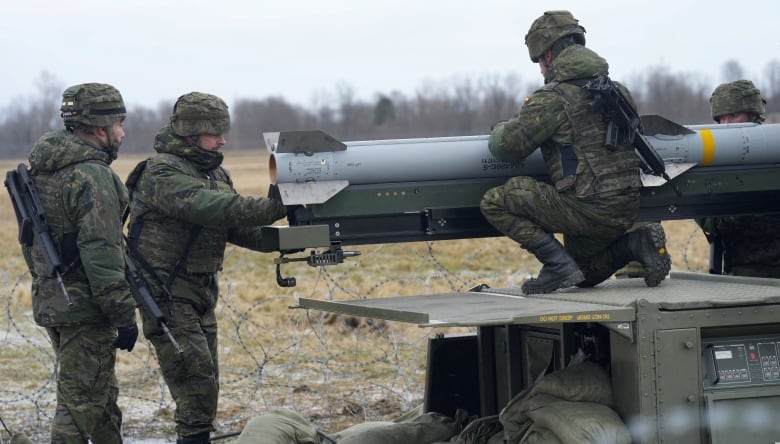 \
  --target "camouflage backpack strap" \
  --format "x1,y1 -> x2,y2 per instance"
124,159 -> 148,224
